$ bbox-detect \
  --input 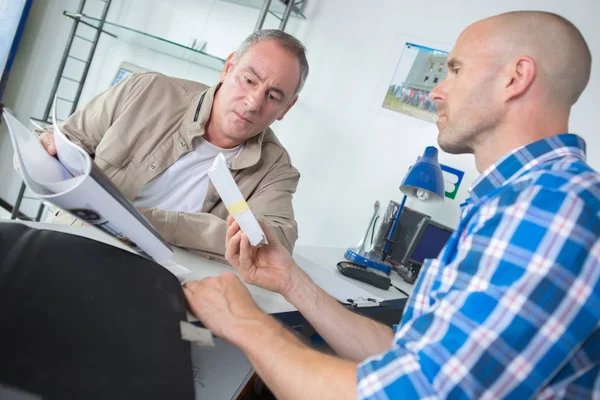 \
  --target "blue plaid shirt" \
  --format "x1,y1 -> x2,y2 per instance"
358,134 -> 600,399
